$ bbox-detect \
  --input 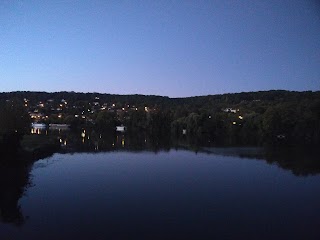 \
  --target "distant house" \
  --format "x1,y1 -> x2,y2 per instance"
223,108 -> 237,113
277,134 -> 286,140
49,124 -> 70,130
31,123 -> 46,128
30,113 -> 44,119
116,126 -> 126,132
